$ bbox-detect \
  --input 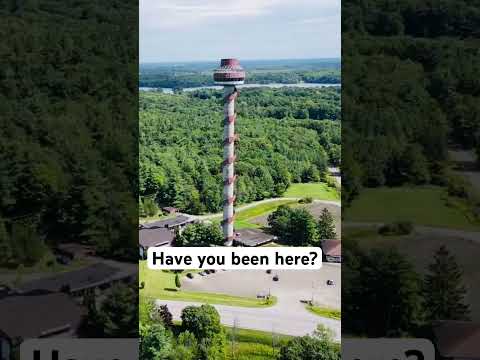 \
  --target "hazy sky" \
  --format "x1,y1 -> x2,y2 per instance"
140,0 -> 340,63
